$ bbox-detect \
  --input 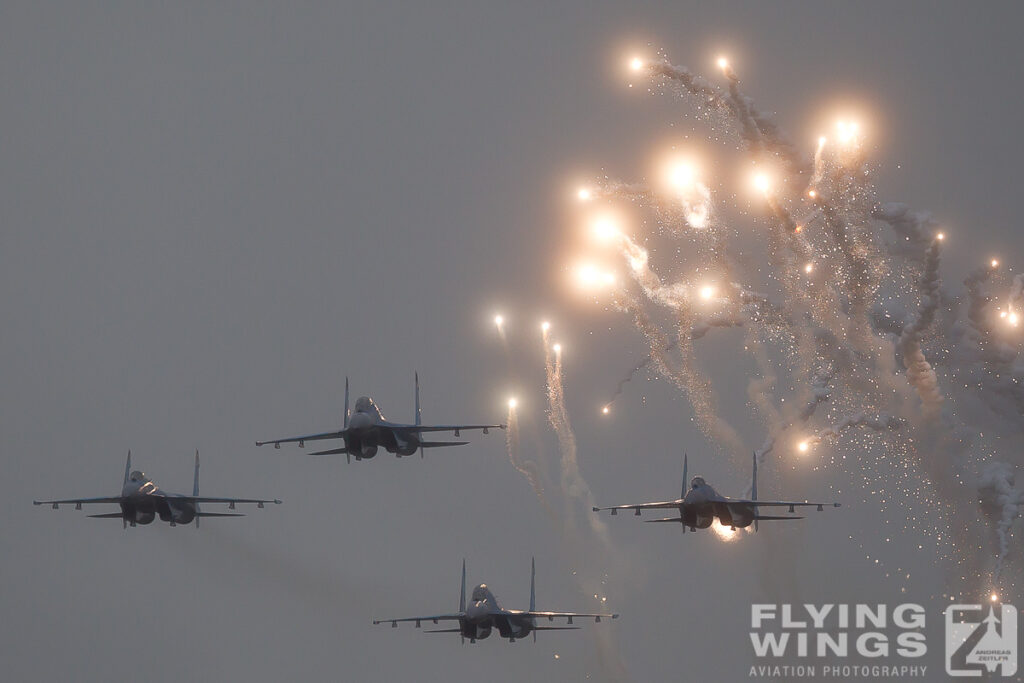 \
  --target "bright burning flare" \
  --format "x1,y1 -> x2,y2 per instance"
541,320 -> 551,333
494,314 -> 504,328
710,520 -> 743,542
716,56 -> 729,70
798,440 -> 810,453
577,187 -> 592,202
753,173 -> 771,195
601,405 -> 610,415
591,216 -> 620,242
508,397 -> 518,409
576,263 -> 599,286
936,232 -> 945,241
991,259 -> 1000,268
699,285 -> 715,301
629,57 -> 644,71
553,343 -> 562,353
804,263 -> 814,274
574,263 -> 617,290
836,119 -> 861,145
668,161 -> 696,190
